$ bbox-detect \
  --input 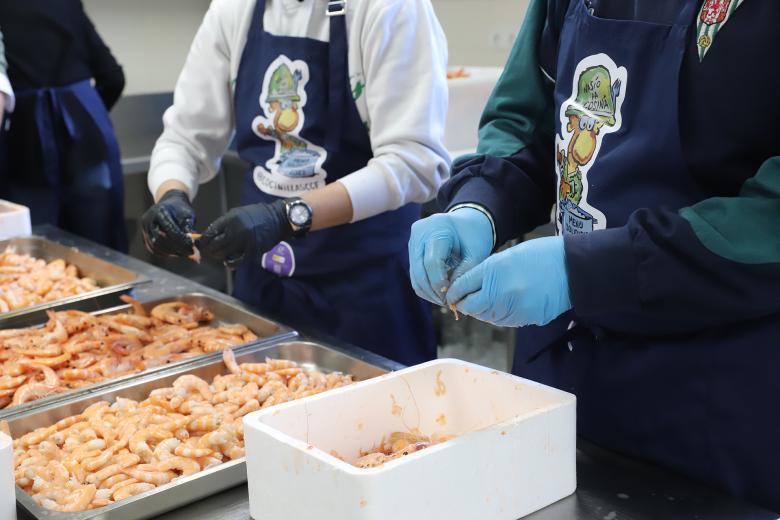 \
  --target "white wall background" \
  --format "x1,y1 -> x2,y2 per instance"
432,0 -> 530,67
83,0 -> 530,95
83,0 -> 210,95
